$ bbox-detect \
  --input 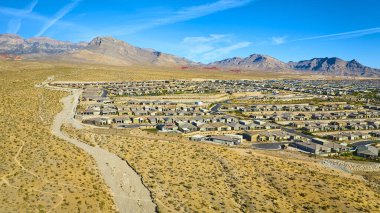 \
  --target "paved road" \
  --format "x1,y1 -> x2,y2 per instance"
210,103 -> 222,112
101,89 -> 108,97
280,126 -> 314,140
49,86 -> 156,213
252,142 -> 289,150
351,140 -> 380,147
